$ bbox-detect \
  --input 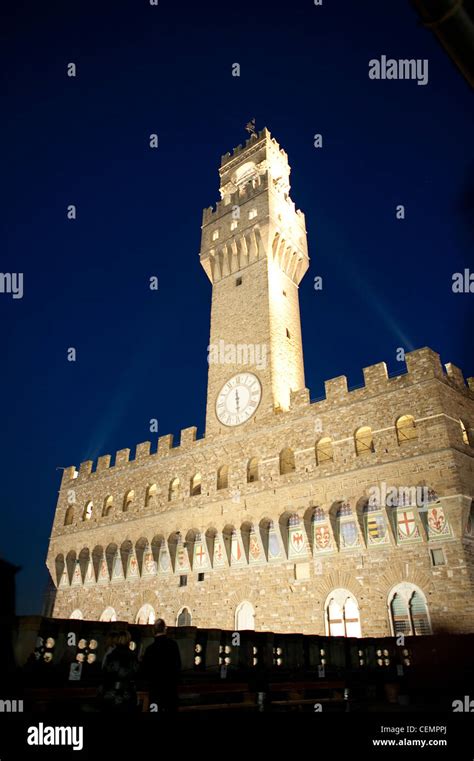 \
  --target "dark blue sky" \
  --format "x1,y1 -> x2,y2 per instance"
2,0 -> 472,614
